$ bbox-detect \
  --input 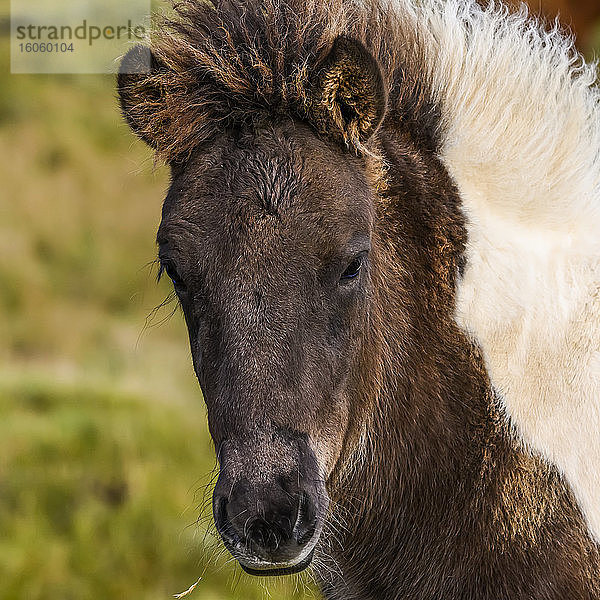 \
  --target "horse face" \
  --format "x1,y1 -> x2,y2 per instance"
119,28 -> 387,576
156,121 -> 379,574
